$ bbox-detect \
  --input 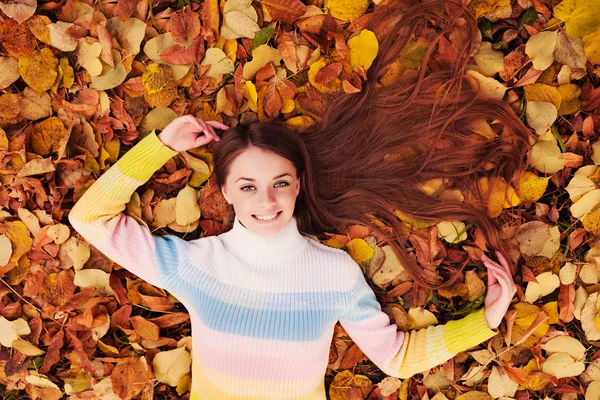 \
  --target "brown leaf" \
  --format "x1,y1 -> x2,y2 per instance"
149,312 -> 190,328
262,0 -> 306,24
39,329 -> 64,374
315,61 -> 343,84
112,357 -> 148,400
0,19 -> 36,57
38,269 -> 76,307
30,117 -> 68,156
130,316 -> 160,341
558,284 -> 575,323
170,7 -> 201,43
